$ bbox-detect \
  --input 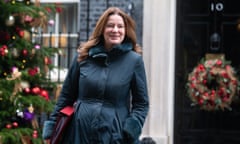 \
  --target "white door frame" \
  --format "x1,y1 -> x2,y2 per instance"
142,0 -> 176,144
